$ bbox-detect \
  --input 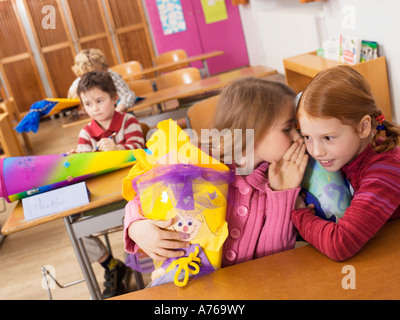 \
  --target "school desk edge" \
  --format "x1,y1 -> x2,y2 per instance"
110,218 -> 400,300
1,166 -> 131,235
